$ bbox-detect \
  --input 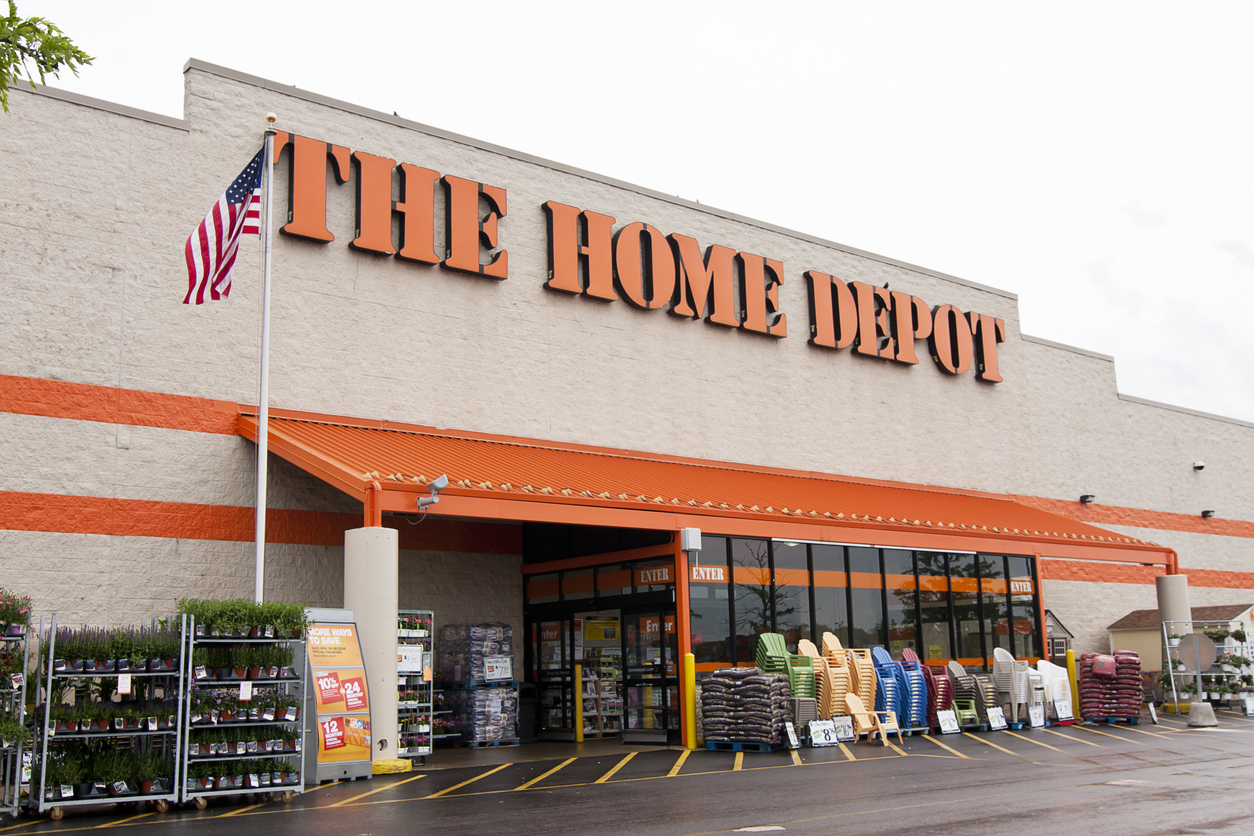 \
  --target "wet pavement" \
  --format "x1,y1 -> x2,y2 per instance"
8,708 -> 1254,835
